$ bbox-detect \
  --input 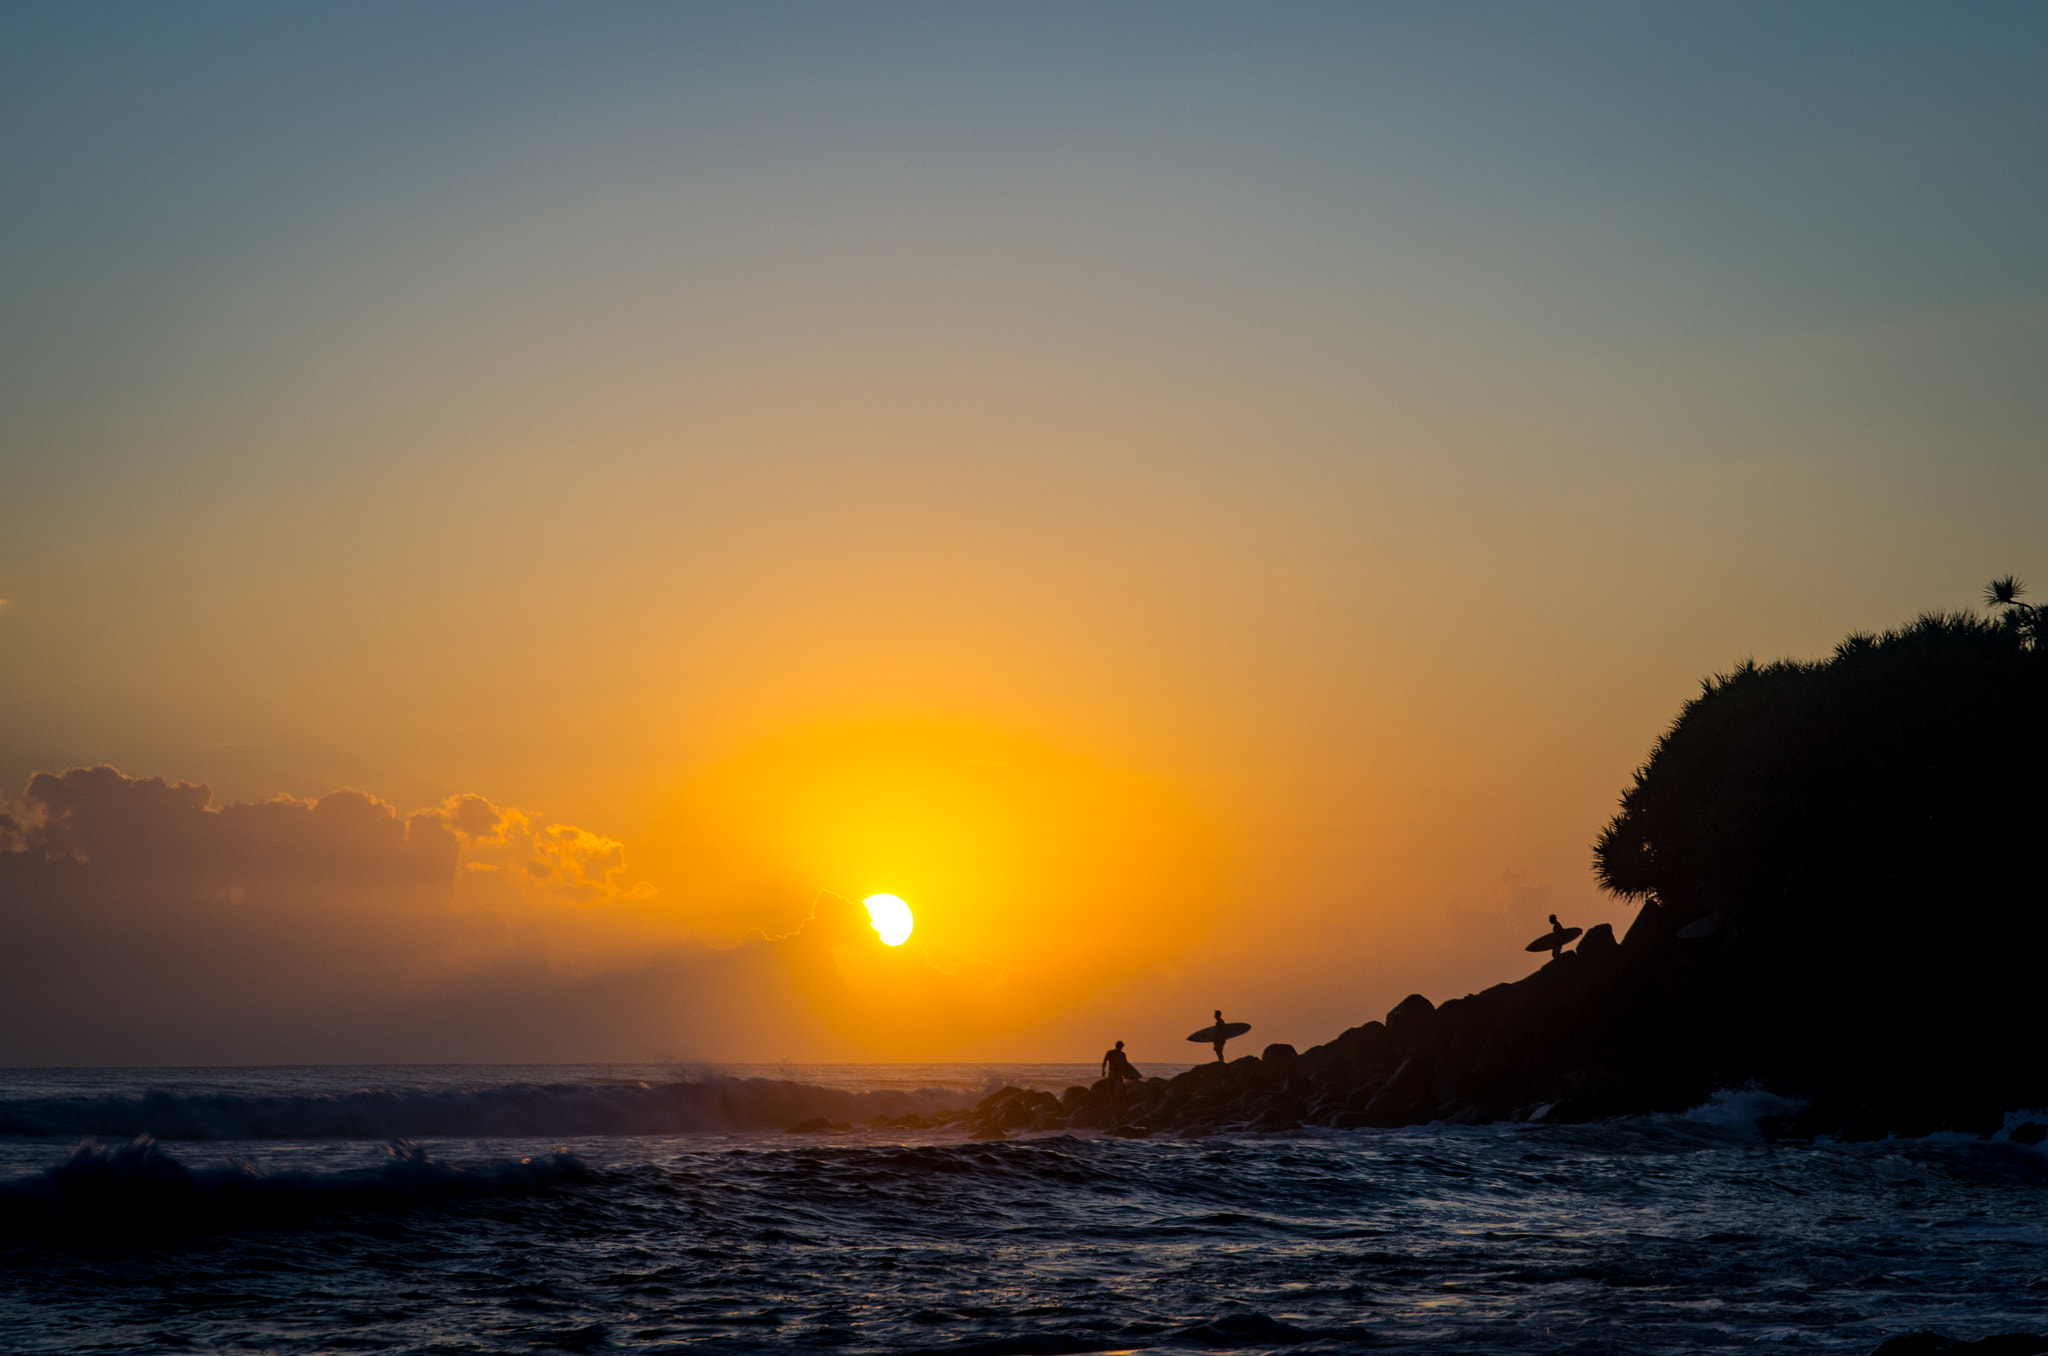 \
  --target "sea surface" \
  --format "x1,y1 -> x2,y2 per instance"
3,1063 -> 2047,1355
